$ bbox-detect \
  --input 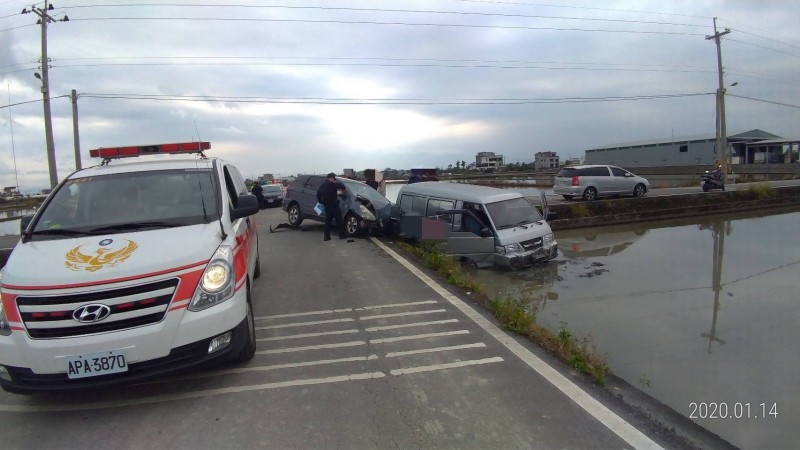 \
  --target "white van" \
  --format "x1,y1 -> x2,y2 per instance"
397,182 -> 558,270
0,142 -> 261,394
